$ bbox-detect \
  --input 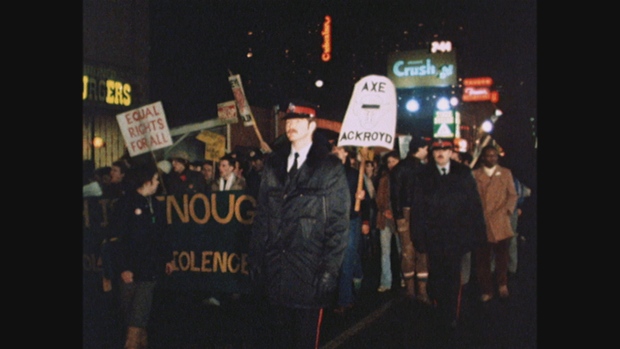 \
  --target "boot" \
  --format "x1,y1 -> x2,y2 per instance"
404,278 -> 415,299
416,280 -> 431,305
124,326 -> 141,349
139,328 -> 148,349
